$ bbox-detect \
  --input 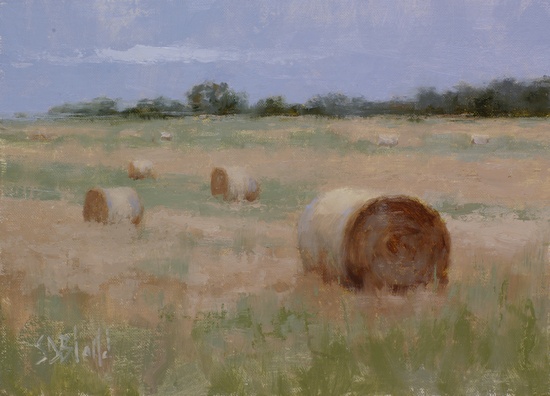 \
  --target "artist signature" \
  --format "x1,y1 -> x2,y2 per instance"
25,326 -> 111,366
